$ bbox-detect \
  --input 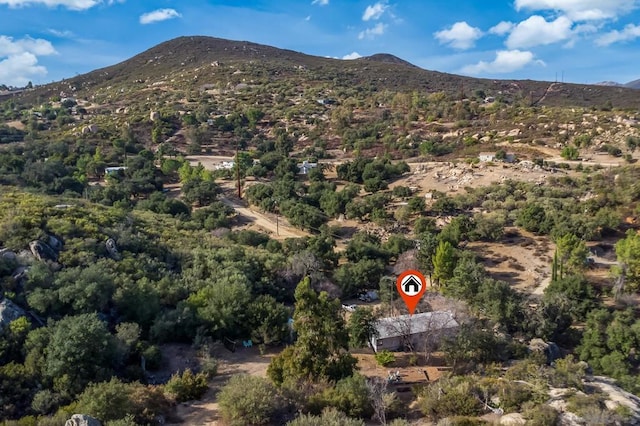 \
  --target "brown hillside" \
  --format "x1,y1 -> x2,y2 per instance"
6,35 -> 640,109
